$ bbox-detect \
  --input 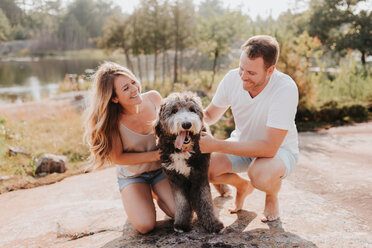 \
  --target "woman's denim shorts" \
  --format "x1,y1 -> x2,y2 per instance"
117,168 -> 166,191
